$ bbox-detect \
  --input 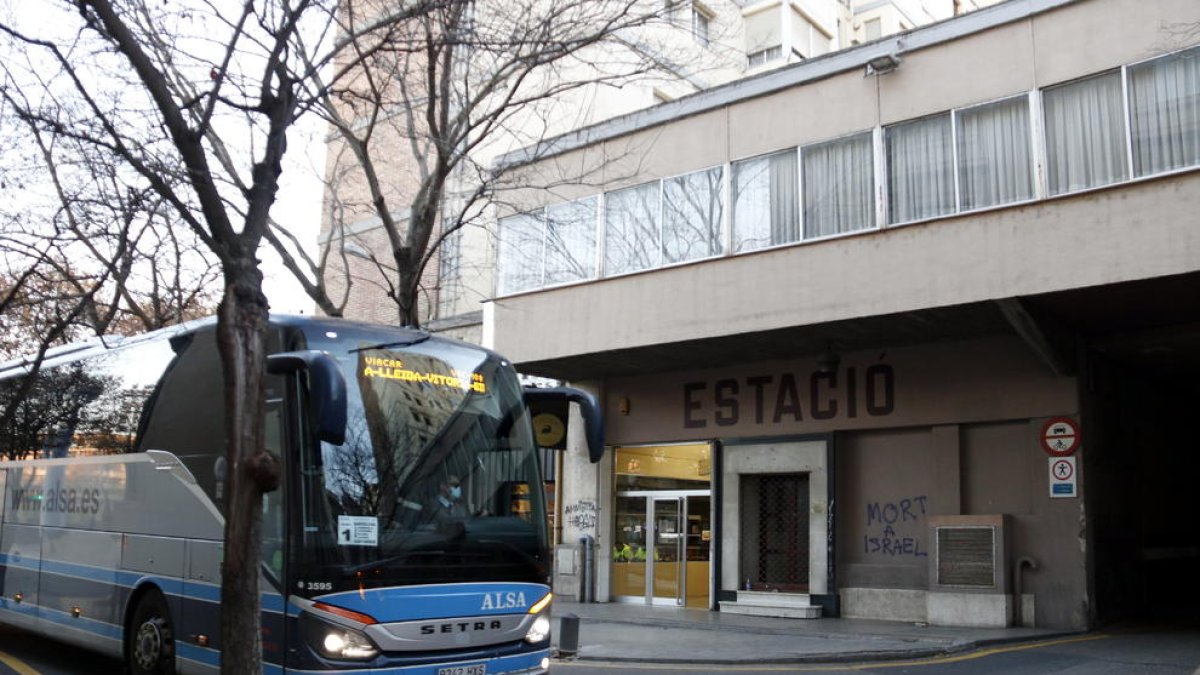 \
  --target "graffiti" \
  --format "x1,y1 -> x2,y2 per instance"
863,495 -> 928,557
564,499 -> 598,530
